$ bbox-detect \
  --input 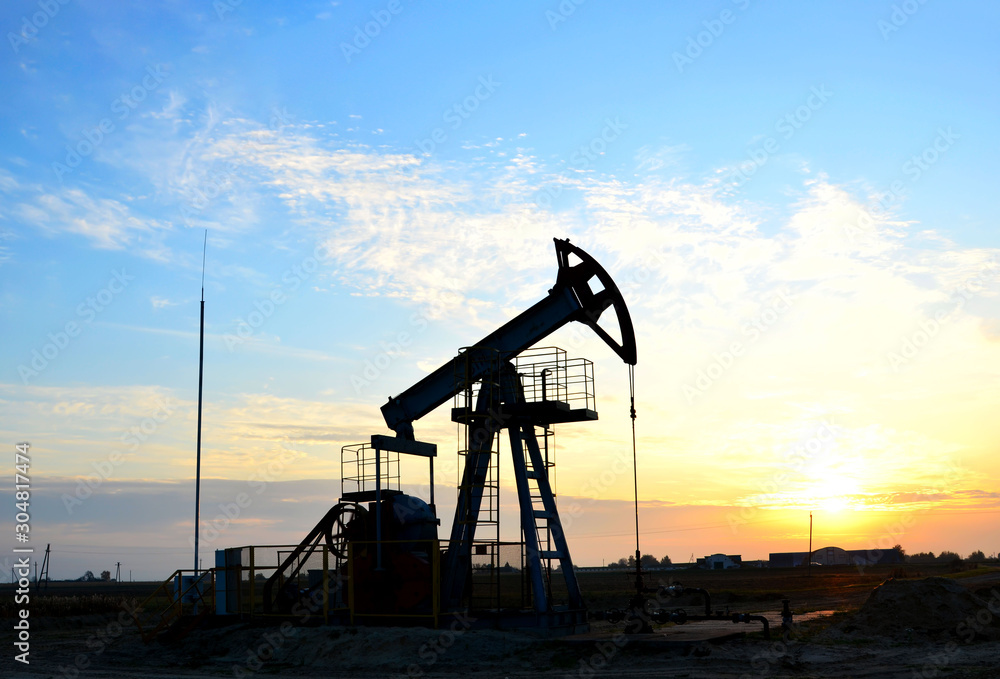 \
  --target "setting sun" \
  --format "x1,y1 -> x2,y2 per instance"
807,474 -> 863,513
